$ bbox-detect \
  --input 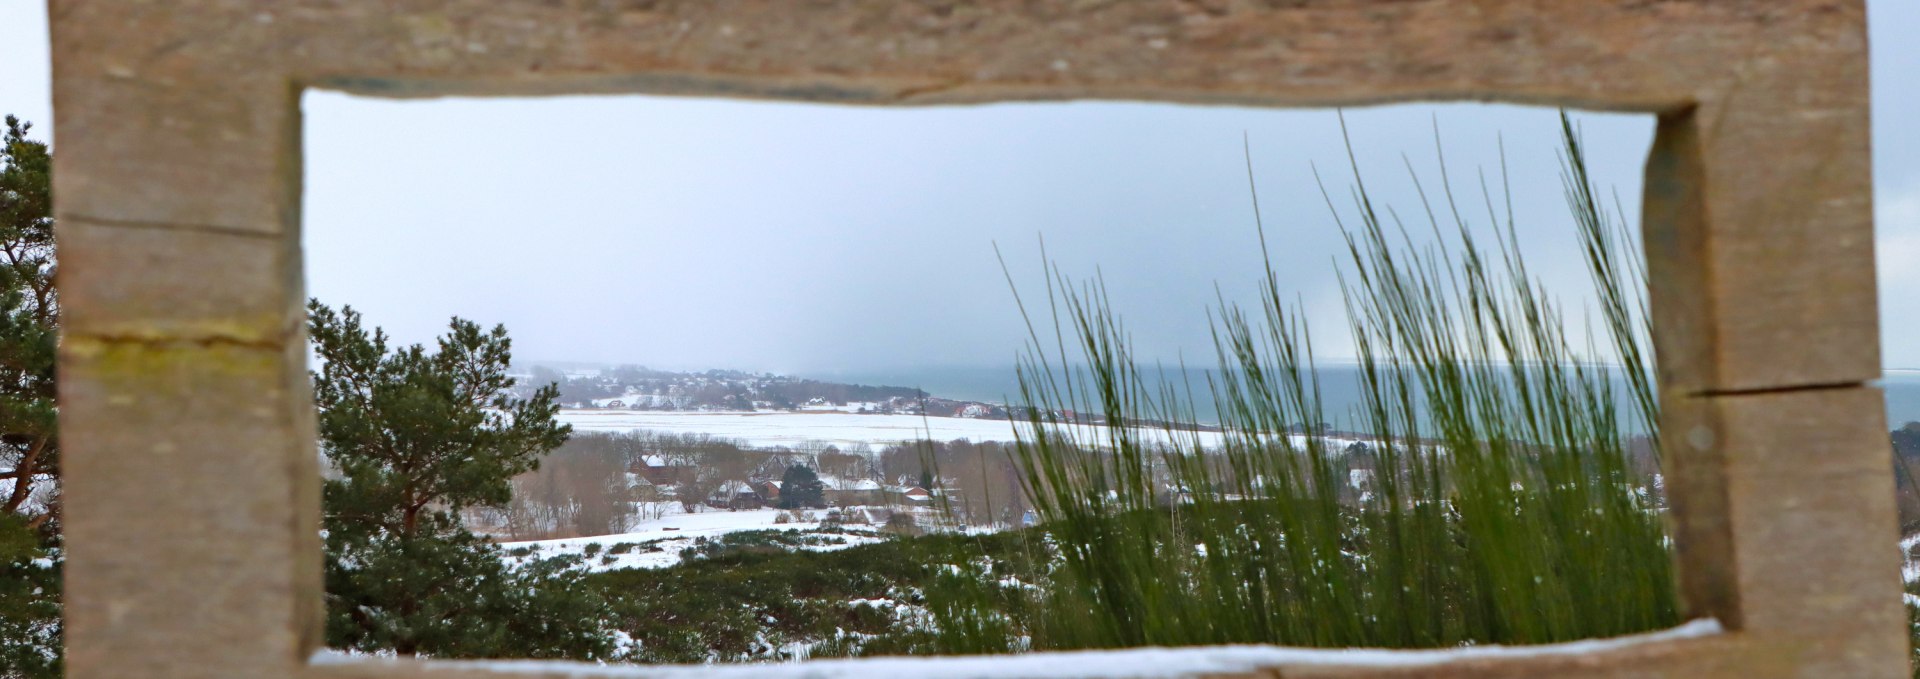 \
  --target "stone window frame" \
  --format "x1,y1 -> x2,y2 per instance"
45,1 -> 1901,677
